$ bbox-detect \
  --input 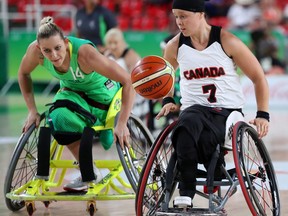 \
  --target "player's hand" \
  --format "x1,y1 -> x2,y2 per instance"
114,122 -> 131,149
249,118 -> 269,139
156,103 -> 178,120
23,112 -> 41,133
